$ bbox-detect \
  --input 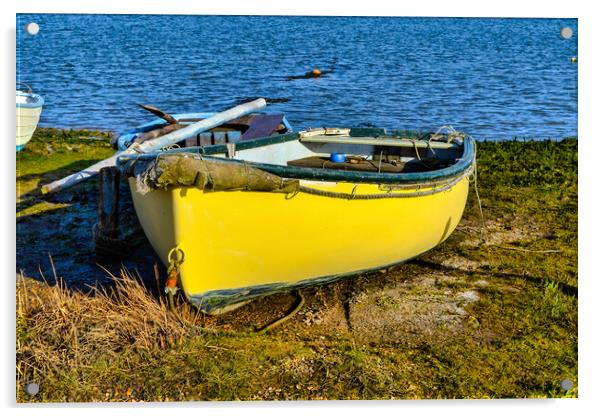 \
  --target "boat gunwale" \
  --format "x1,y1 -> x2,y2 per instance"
118,131 -> 476,185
